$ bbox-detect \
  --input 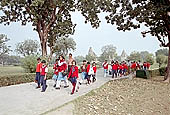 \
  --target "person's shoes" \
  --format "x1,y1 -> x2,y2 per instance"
55,87 -> 60,90
53,84 -> 56,87
79,82 -> 82,85
64,85 -> 69,88
70,92 -> 74,95
41,90 -> 45,92
34,80 -> 37,83
36,86 -> 40,89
